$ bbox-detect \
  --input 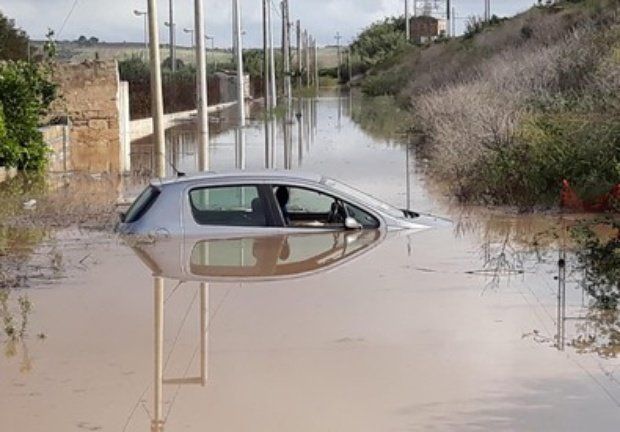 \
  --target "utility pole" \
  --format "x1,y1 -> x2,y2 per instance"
234,0 -> 245,126
232,1 -> 237,61
262,0 -> 271,167
304,30 -> 310,86
266,0 -> 277,168
308,35 -> 313,87
282,1 -> 292,105
268,2 -> 277,109
169,0 -> 176,73
314,39 -> 319,92
262,0 -> 270,110
452,6 -> 456,36
335,32 -> 342,83
281,1 -> 286,96
405,0 -> 410,41
281,2 -> 290,170
147,0 -> 166,178
206,35 -> 216,71
233,0 -> 246,169
296,20 -> 302,90
133,10 -> 149,61
446,0 -> 451,37
347,50 -> 352,84
194,0 -> 209,171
